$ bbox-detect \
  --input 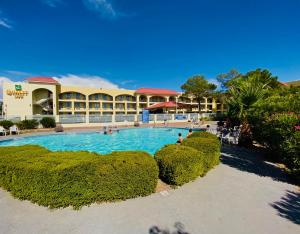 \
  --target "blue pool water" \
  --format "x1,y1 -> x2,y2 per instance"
0,128 -> 190,155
